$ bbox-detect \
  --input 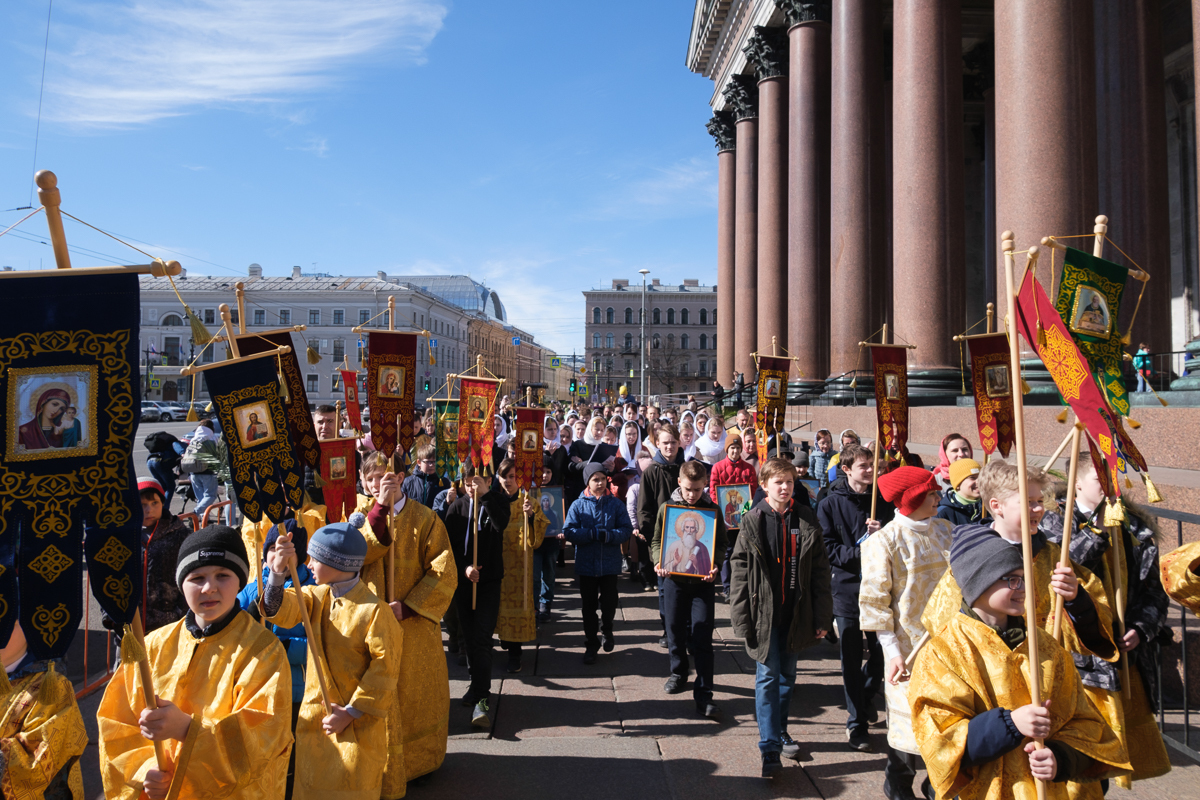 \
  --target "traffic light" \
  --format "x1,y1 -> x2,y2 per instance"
569,378 -> 577,393
423,378 -> 431,392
